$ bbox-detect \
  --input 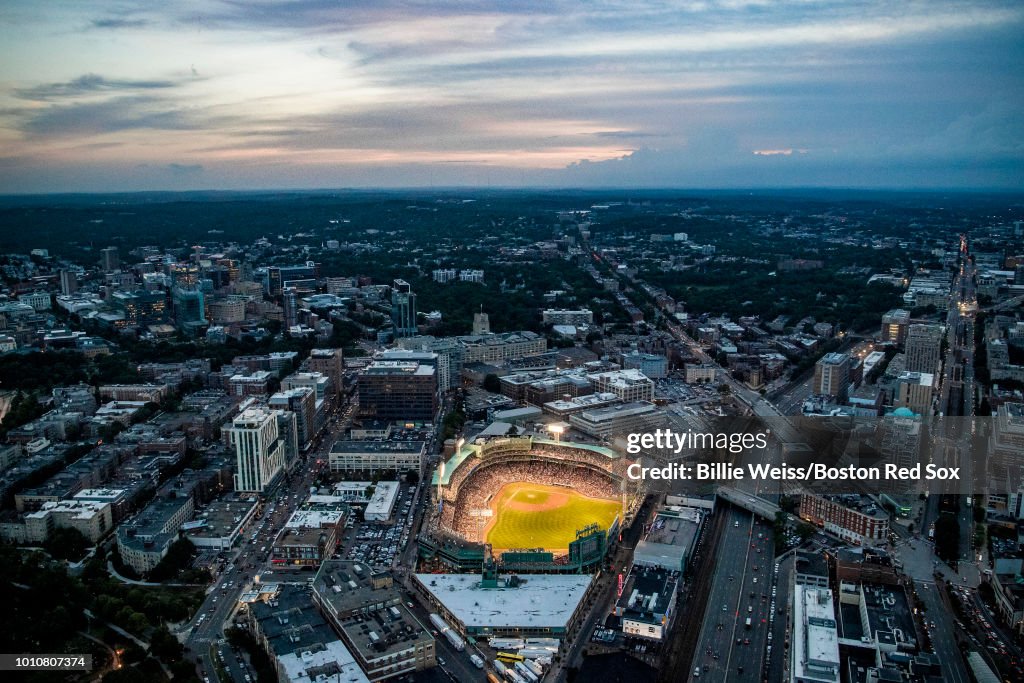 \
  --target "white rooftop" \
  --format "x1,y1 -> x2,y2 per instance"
286,506 -> 346,529
414,573 -> 592,629
74,488 -> 126,500
792,585 -> 839,683
27,499 -> 109,520
365,481 -> 399,517
277,641 -> 368,683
